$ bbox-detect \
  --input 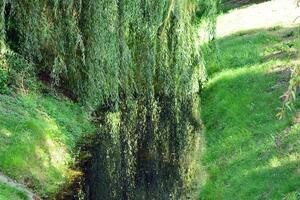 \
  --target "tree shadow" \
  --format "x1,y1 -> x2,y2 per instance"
200,63 -> 300,199
199,25 -> 300,199
221,0 -> 271,13
202,26 -> 300,76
